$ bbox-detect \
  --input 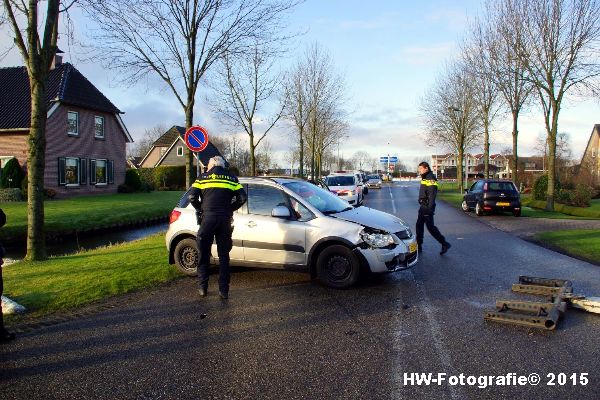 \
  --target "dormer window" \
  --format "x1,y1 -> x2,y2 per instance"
95,116 -> 105,139
67,111 -> 79,136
